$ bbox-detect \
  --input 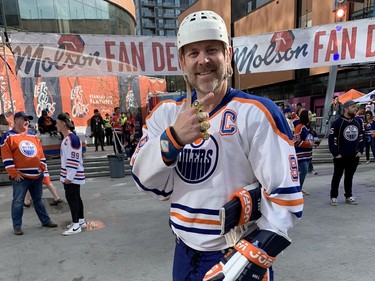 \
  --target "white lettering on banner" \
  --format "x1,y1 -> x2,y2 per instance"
11,34 -> 181,77
9,18 -> 375,77
233,18 -> 375,74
